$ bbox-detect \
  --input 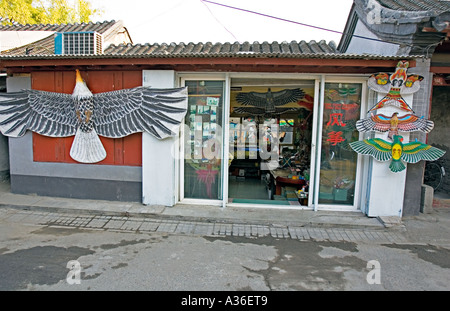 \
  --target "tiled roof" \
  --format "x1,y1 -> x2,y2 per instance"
102,40 -> 339,57
0,40 -> 419,60
339,0 -> 450,55
2,35 -> 54,56
0,20 -> 130,56
376,0 -> 450,12
0,20 -> 419,60
0,20 -> 120,34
